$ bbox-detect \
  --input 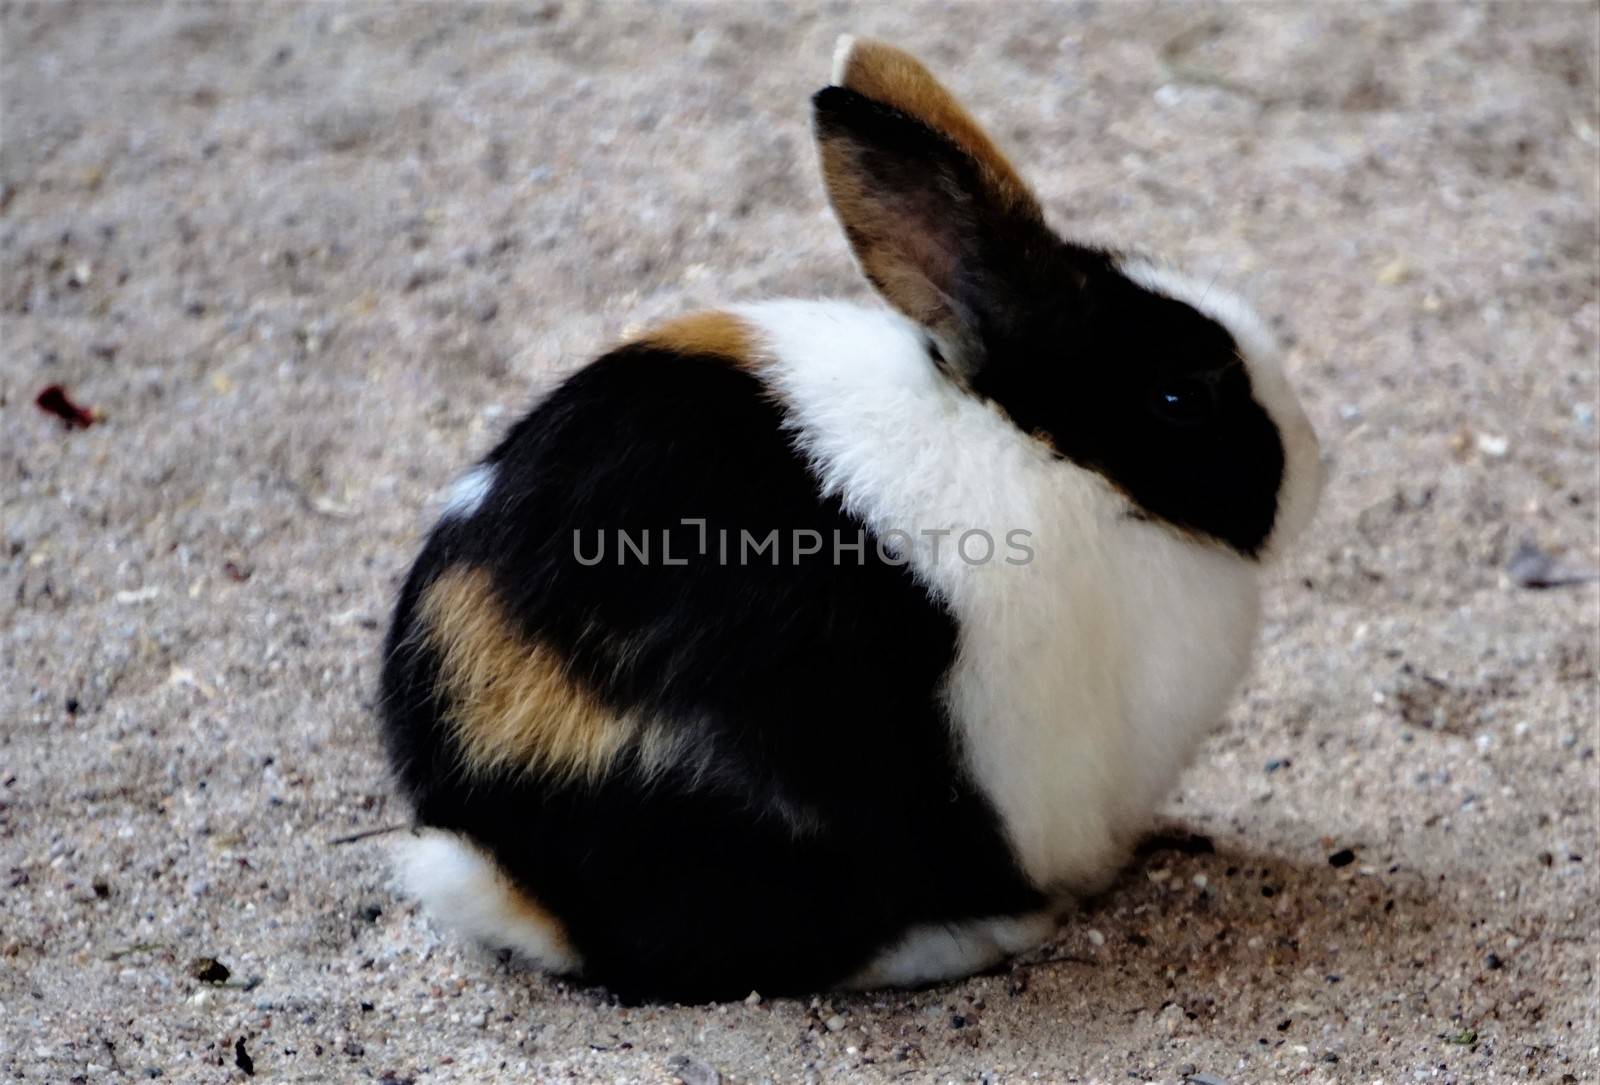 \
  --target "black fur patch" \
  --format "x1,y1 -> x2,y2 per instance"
380,343 -> 1042,1002
814,86 -> 1285,557
973,253 -> 1287,557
